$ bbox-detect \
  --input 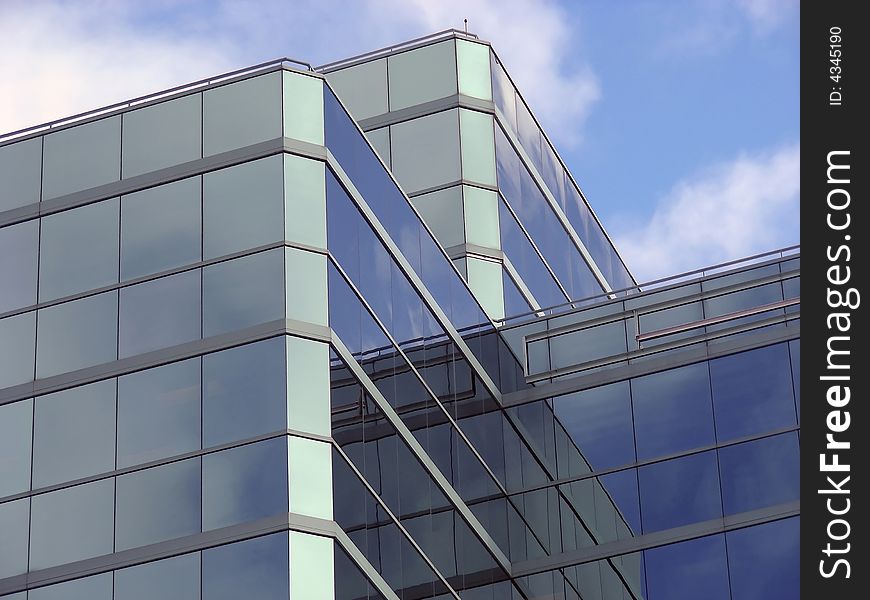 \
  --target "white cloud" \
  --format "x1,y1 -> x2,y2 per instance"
0,0 -> 599,147
614,144 -> 800,282
737,0 -> 800,33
